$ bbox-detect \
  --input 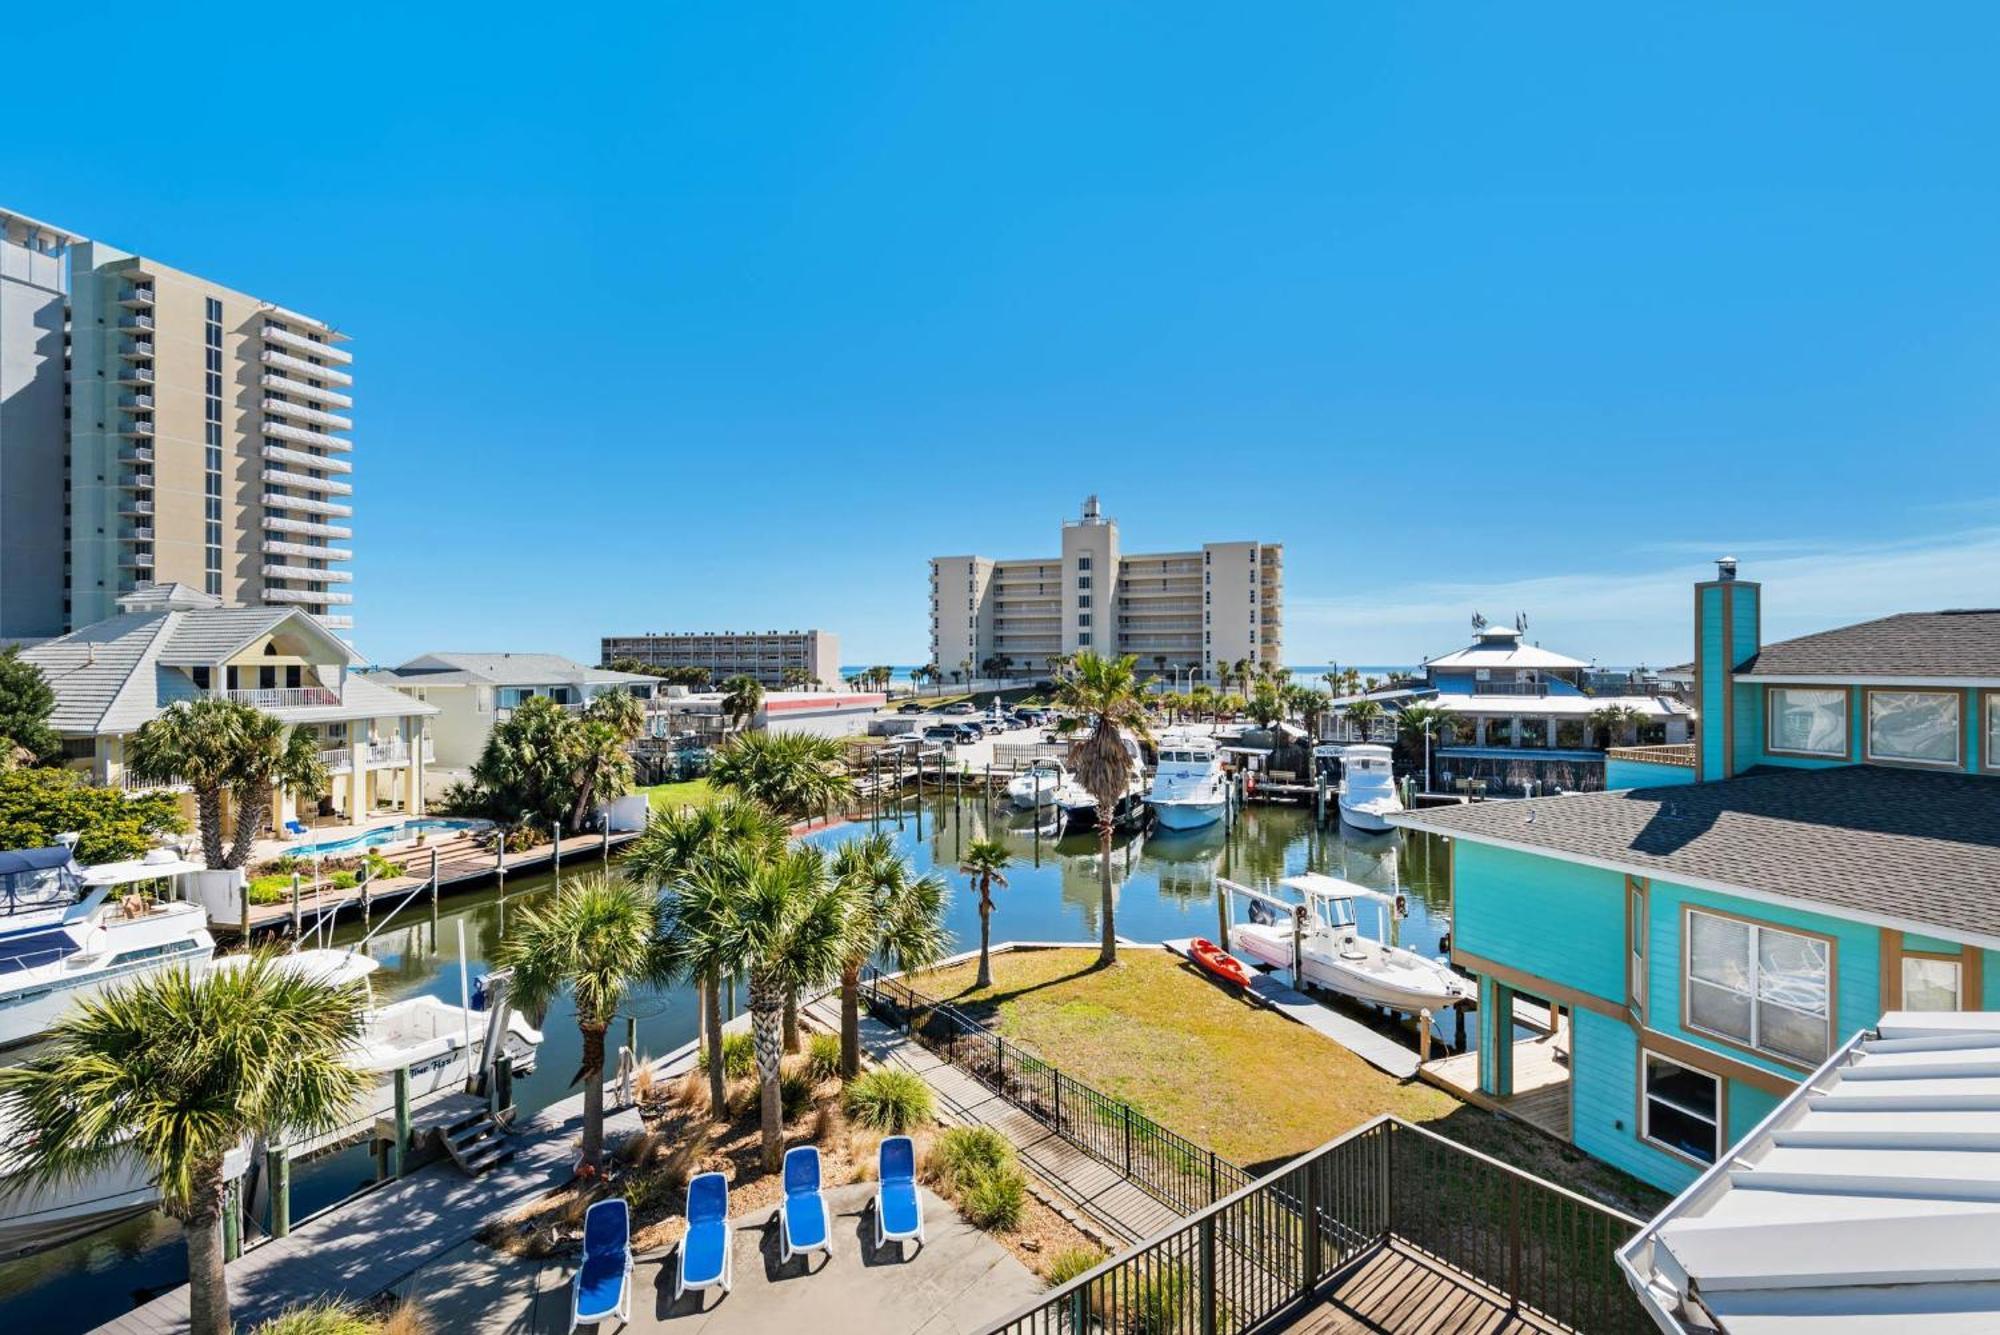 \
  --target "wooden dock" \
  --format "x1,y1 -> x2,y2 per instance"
1162,938 -> 1421,1079
1419,1023 -> 1572,1141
